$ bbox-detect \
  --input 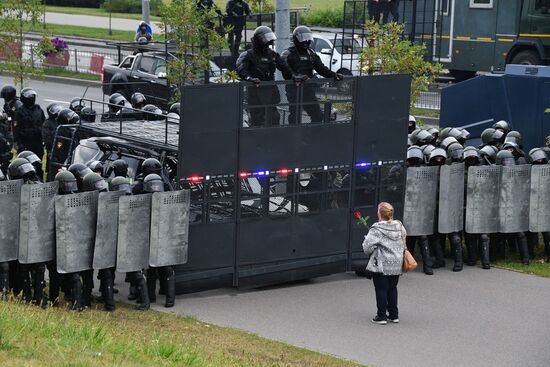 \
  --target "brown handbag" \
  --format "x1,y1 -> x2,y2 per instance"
400,222 -> 417,273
